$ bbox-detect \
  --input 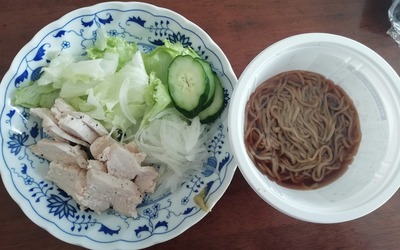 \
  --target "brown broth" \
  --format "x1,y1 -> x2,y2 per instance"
244,70 -> 362,190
